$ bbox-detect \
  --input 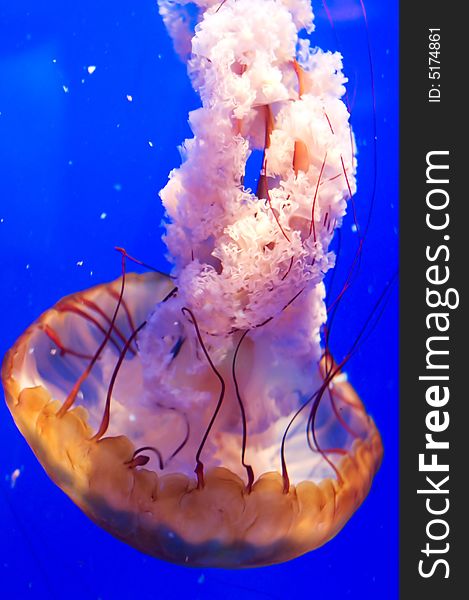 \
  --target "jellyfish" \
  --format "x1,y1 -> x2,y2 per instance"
2,0 -> 382,568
